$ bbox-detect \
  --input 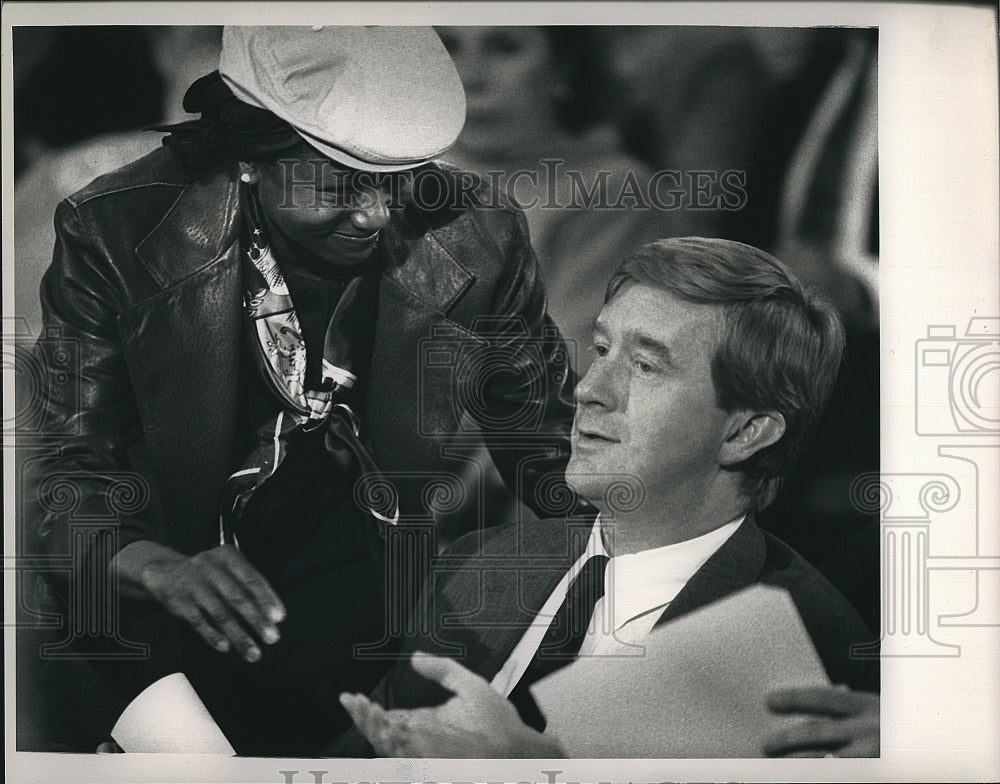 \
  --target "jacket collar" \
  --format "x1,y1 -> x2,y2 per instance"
135,160 -> 243,289
654,513 -> 767,627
